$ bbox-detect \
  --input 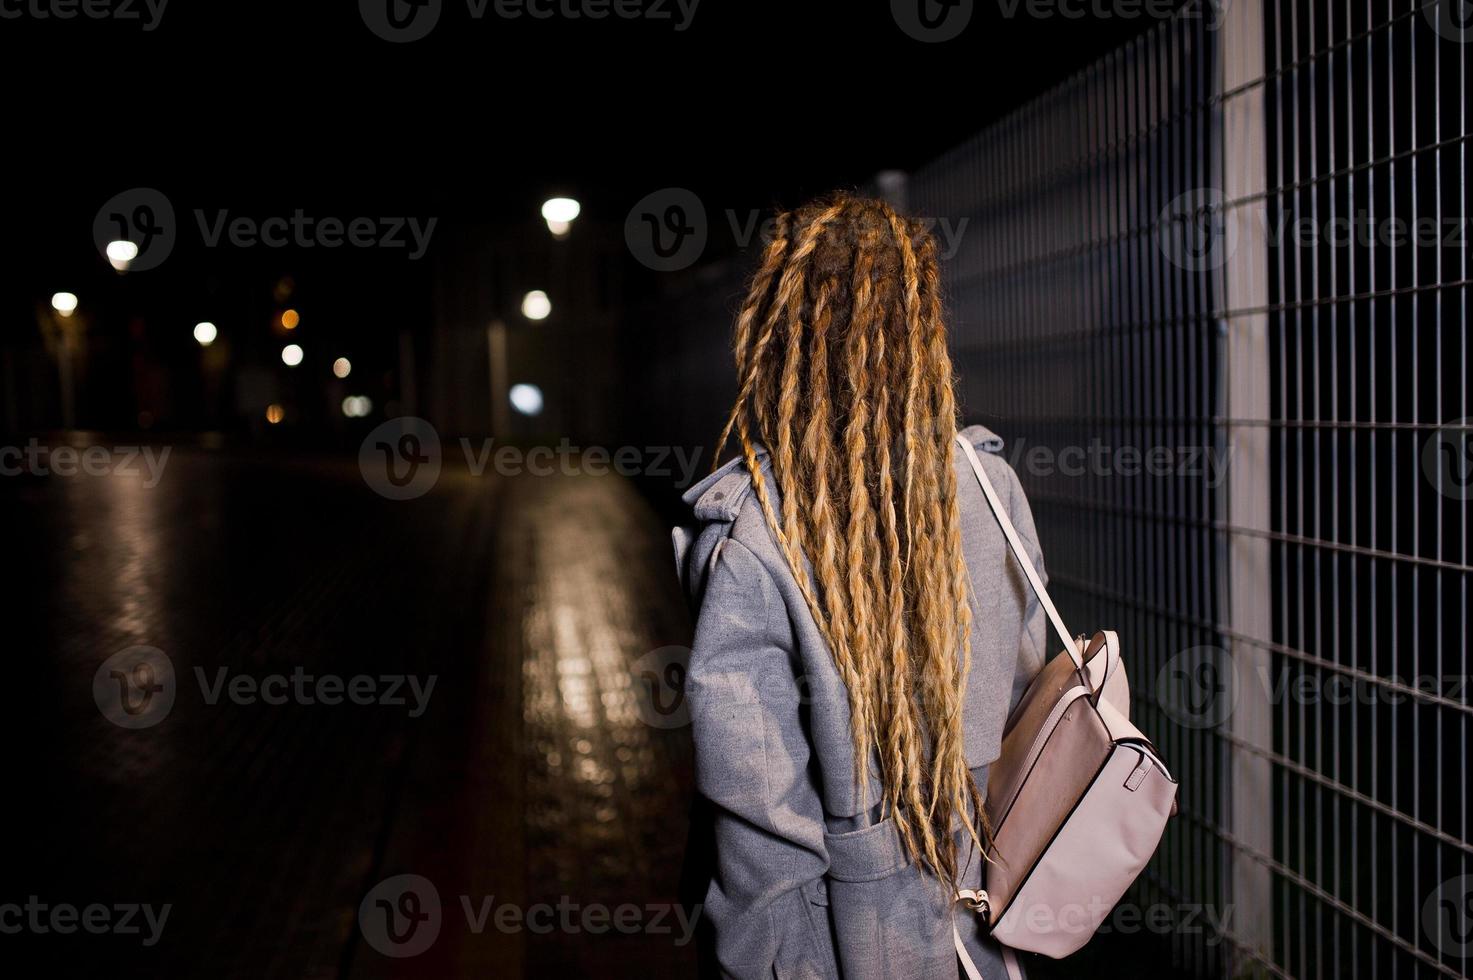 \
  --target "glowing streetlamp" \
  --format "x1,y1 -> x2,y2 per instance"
521,290 -> 551,321
106,241 -> 139,272
193,321 -> 218,346
281,344 -> 304,367
46,292 -> 82,429
541,197 -> 581,237
509,383 -> 544,417
50,292 -> 79,317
